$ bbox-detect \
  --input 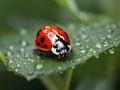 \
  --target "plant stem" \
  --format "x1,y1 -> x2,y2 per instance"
105,0 -> 120,19
0,51 -> 7,65
39,69 -> 73,90
39,76 -> 58,90
63,68 -> 73,90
